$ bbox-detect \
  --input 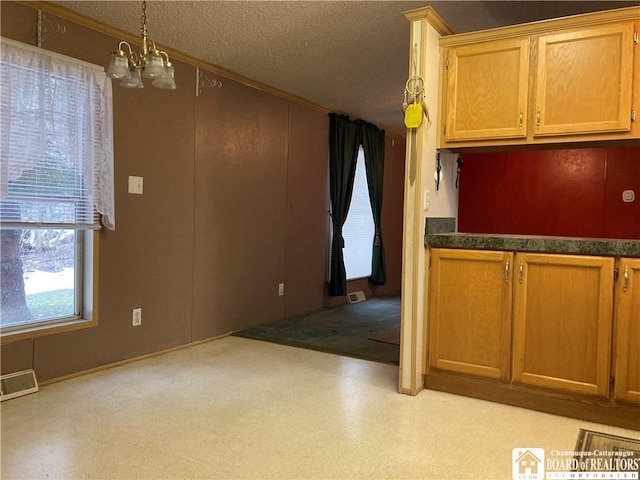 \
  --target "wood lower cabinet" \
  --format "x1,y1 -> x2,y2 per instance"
614,258 -> 640,403
428,248 -> 513,379
512,253 -> 614,396
426,247 -> 637,427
